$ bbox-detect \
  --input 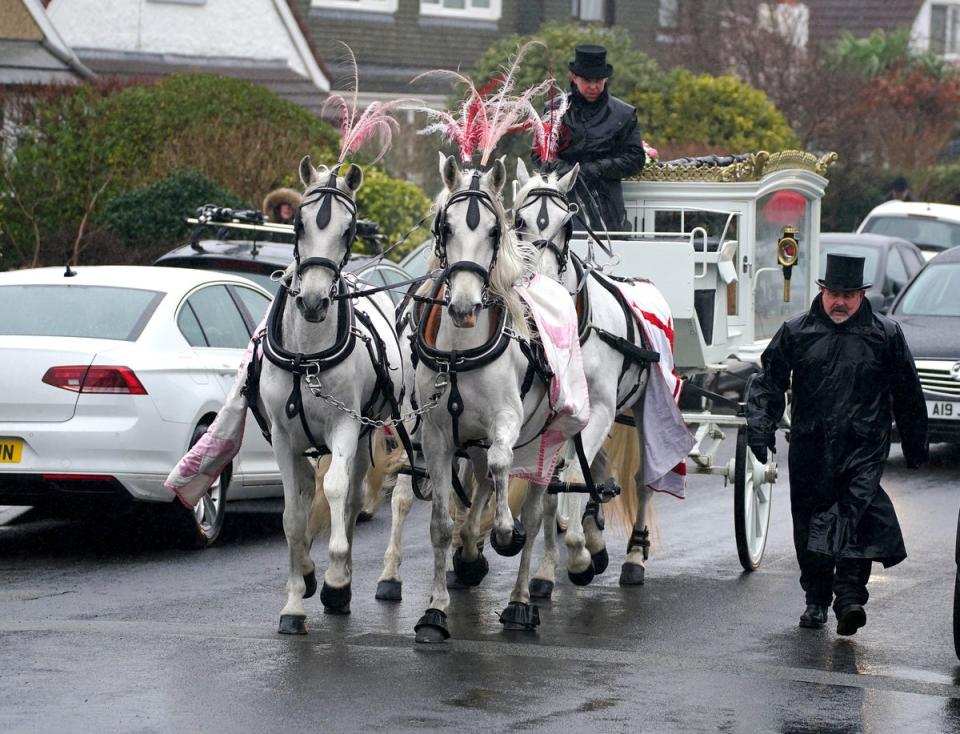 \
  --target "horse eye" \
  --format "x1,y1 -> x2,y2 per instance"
515,217 -> 525,230
489,225 -> 500,238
